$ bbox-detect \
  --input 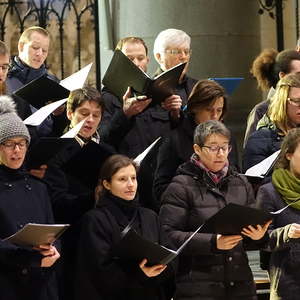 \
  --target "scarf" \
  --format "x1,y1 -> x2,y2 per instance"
272,168 -> 300,210
97,191 -> 139,221
191,153 -> 228,184
8,56 -> 47,84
